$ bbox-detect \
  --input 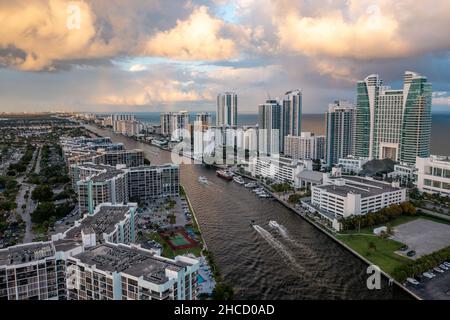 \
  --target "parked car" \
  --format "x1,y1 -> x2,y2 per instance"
444,262 -> 450,268
406,250 -> 416,257
400,245 -> 409,252
439,264 -> 449,271
406,278 -> 419,285
423,272 -> 435,279
433,267 -> 444,274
